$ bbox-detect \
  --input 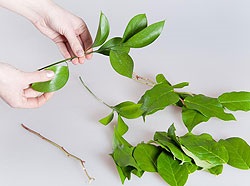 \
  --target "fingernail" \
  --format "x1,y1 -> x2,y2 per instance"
46,70 -> 55,78
76,49 -> 84,57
